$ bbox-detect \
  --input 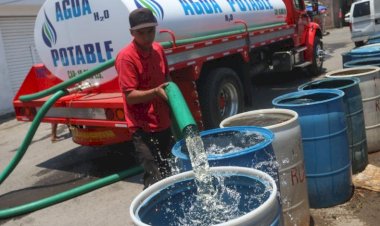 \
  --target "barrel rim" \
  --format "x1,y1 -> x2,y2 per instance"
349,53 -> 380,58
130,166 -> 278,226
272,89 -> 345,107
368,40 -> 380,44
344,57 -> 380,68
351,43 -> 380,55
172,126 -> 274,160
325,66 -> 380,78
219,108 -> 298,130
298,77 -> 360,91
